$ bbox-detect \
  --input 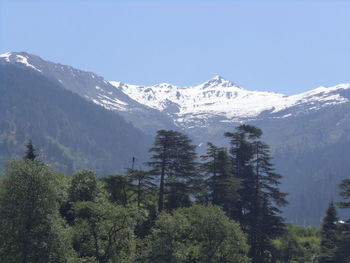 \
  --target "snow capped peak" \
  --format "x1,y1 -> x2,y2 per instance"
154,82 -> 174,88
200,75 -> 237,89
210,75 -> 227,83
213,75 -> 224,80
15,54 -> 42,72
109,78 -> 350,128
0,52 -> 12,62
2,51 -> 350,129
304,83 -> 350,95
0,51 -> 42,72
